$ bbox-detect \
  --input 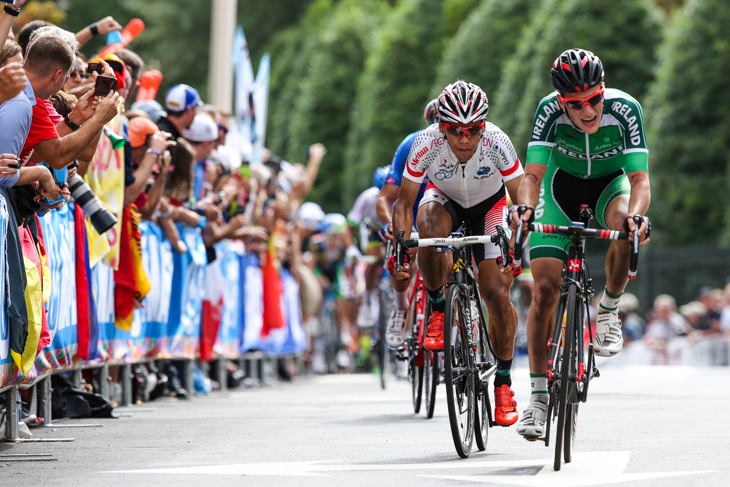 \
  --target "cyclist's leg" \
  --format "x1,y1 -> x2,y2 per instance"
518,163 -> 569,438
594,174 -> 632,356
416,186 -> 456,350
